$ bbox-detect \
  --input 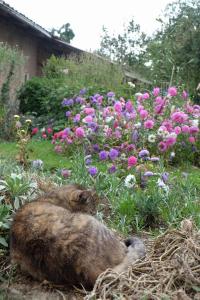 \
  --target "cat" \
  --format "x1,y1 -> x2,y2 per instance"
10,184 -> 145,289
36,183 -> 99,214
